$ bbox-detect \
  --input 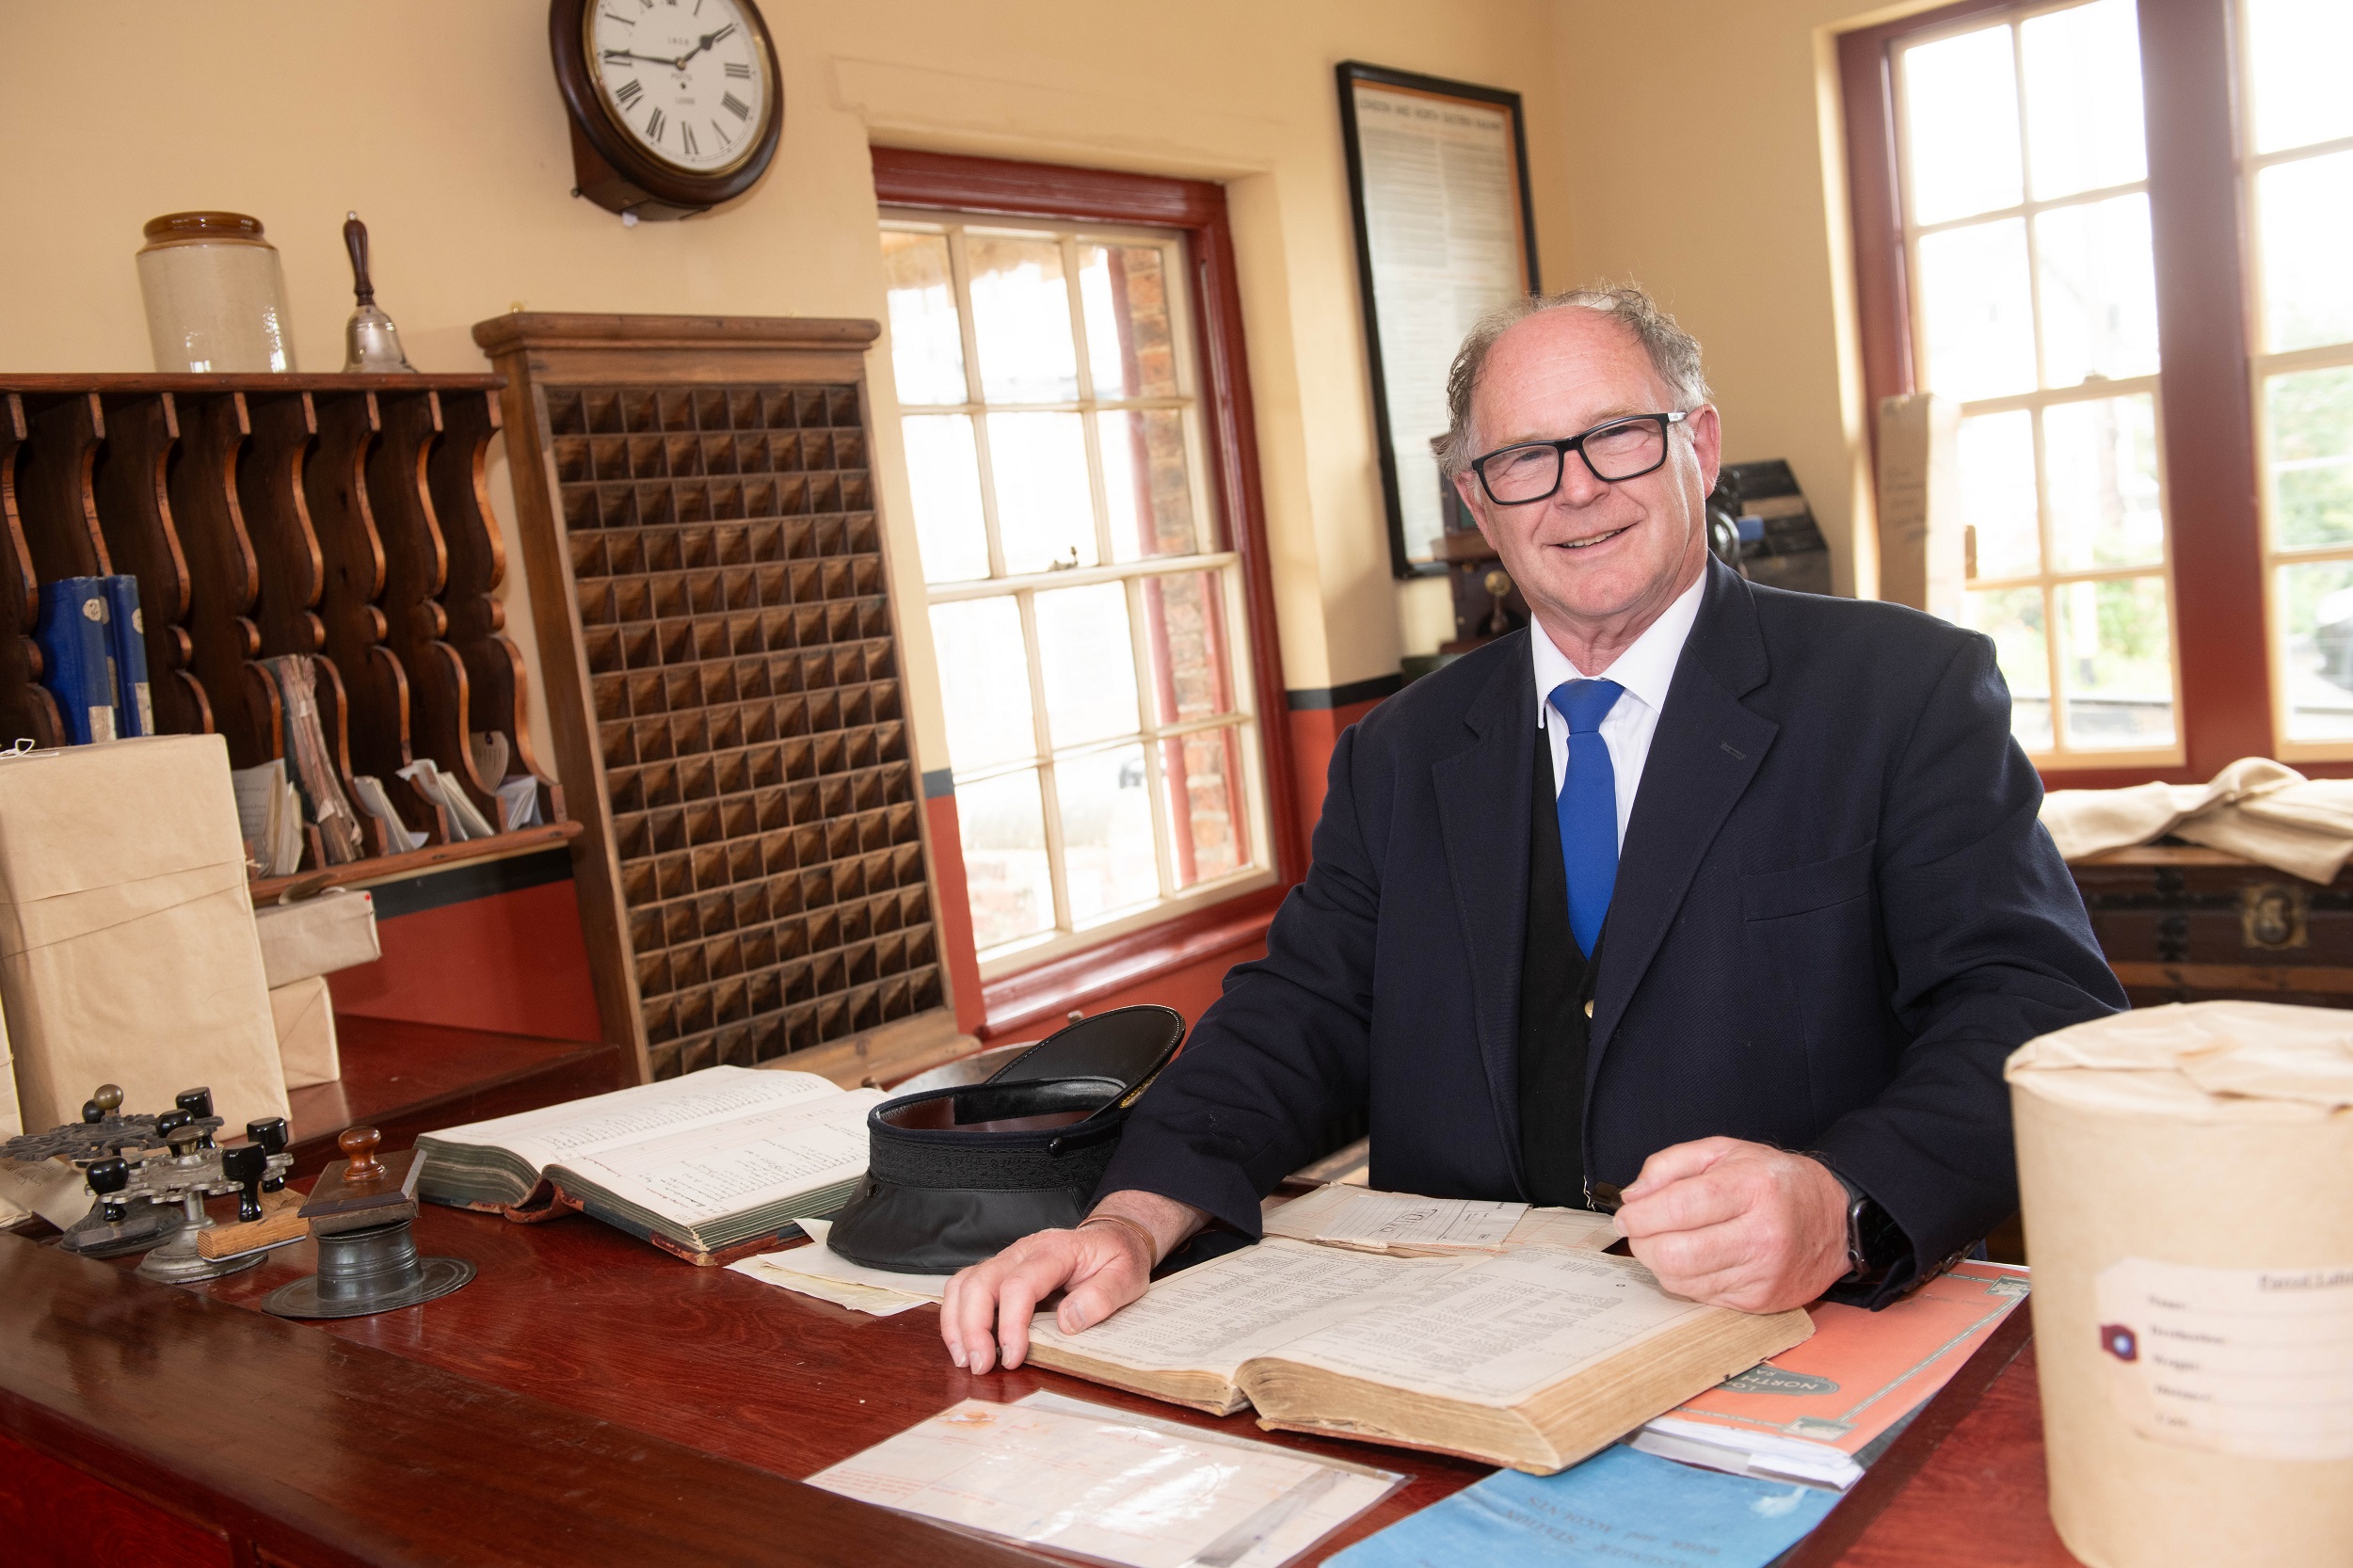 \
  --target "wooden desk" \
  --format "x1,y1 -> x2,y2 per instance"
1,1203 -> 2085,1567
